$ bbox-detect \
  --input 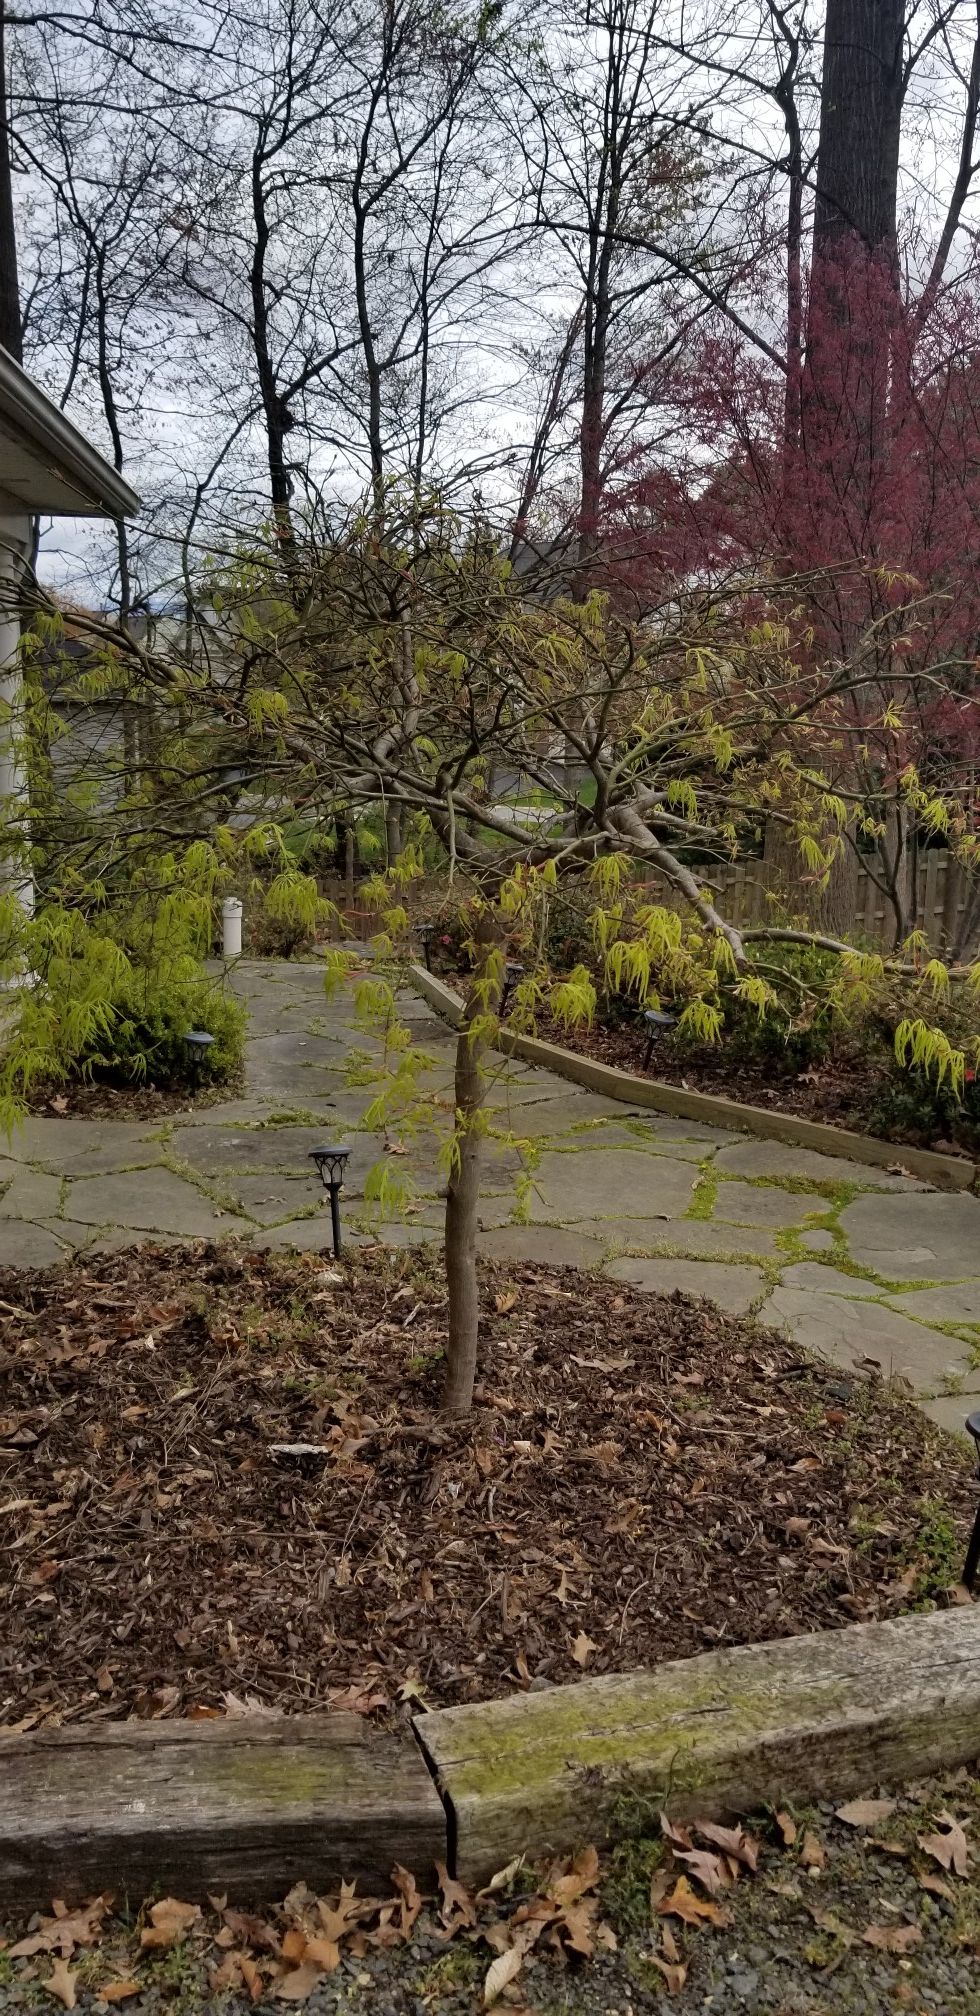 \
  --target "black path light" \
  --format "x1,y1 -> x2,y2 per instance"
309,1146 -> 351,1258
415,921 -> 435,971
962,1412 -> 980,1592
641,1007 -> 676,1072
183,1028 -> 216,1089
500,959 -> 525,1015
